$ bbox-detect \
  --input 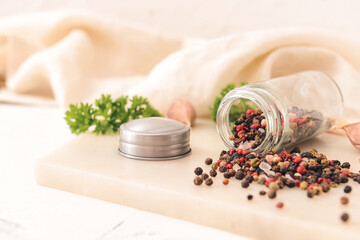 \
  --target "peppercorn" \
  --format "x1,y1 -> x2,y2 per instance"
341,162 -> 351,169
276,202 -> 284,208
209,169 -> 217,177
211,163 -> 218,171
241,180 -> 250,188
259,190 -> 266,196
300,181 -> 308,190
340,196 -> 349,205
321,183 -> 331,193
223,178 -> 229,185
228,169 -> 236,177
194,167 -> 203,176
257,176 -> 266,185
223,172 -> 231,179
268,190 -> 276,199
269,182 -> 279,192
247,194 -> 253,200
219,166 -> 227,173
344,185 -> 352,193
235,171 -> 245,180
193,176 -> 203,185
245,174 -> 254,183
341,213 -> 349,222
205,178 -> 213,186
201,173 -> 209,180
220,161 -> 227,167
307,191 -> 313,198
205,157 -> 213,165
